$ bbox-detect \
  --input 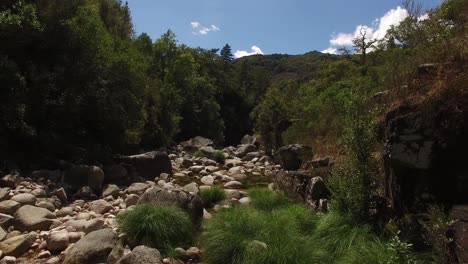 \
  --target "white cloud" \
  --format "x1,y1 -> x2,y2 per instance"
234,46 -> 264,58
322,6 -> 409,54
321,47 -> 338,54
190,21 -> 220,35
330,33 -> 354,46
